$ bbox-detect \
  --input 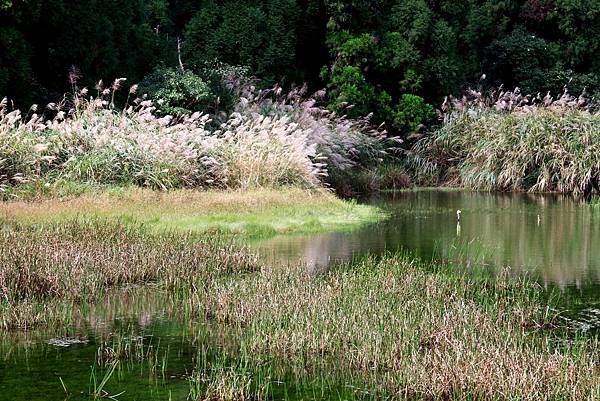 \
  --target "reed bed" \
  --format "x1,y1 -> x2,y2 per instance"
2,217 -> 598,399
0,81 -> 387,196
0,219 -> 257,330
411,89 -> 600,195
187,255 -> 600,400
